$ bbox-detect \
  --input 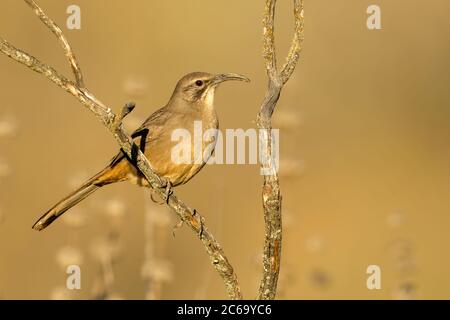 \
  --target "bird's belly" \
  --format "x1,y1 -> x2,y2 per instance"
127,161 -> 204,187
128,115 -> 218,187
126,145 -> 213,187
158,162 -> 204,186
